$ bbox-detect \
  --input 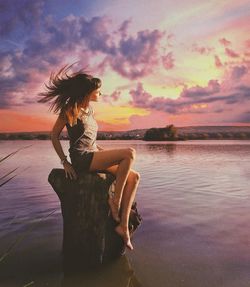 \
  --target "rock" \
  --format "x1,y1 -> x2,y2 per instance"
48,168 -> 142,273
